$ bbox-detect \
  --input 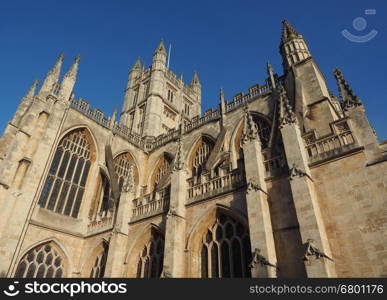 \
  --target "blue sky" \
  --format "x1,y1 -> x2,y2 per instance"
0,0 -> 386,140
